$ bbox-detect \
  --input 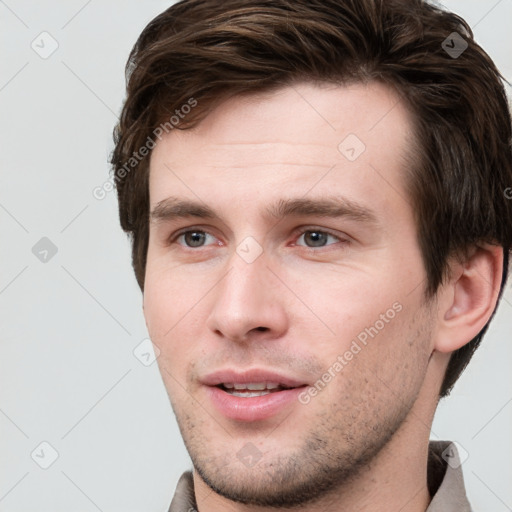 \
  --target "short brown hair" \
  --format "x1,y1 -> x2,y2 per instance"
110,0 -> 512,397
